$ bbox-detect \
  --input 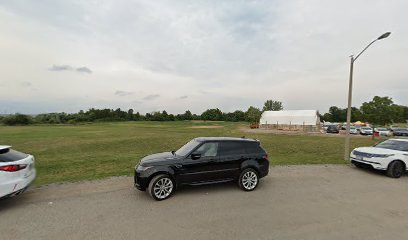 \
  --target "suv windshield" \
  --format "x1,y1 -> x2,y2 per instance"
375,140 -> 408,152
175,140 -> 201,156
